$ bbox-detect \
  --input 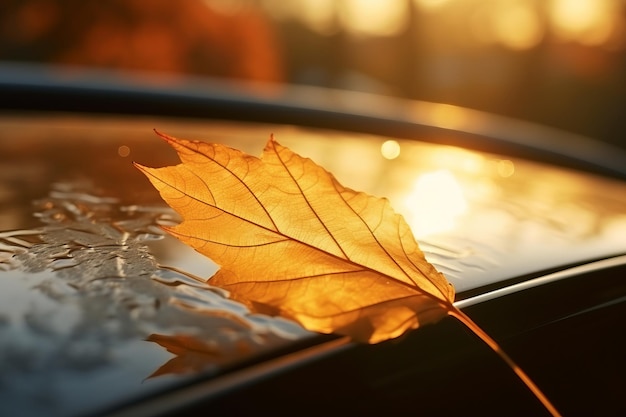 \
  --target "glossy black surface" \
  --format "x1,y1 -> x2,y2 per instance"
158,260 -> 626,417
